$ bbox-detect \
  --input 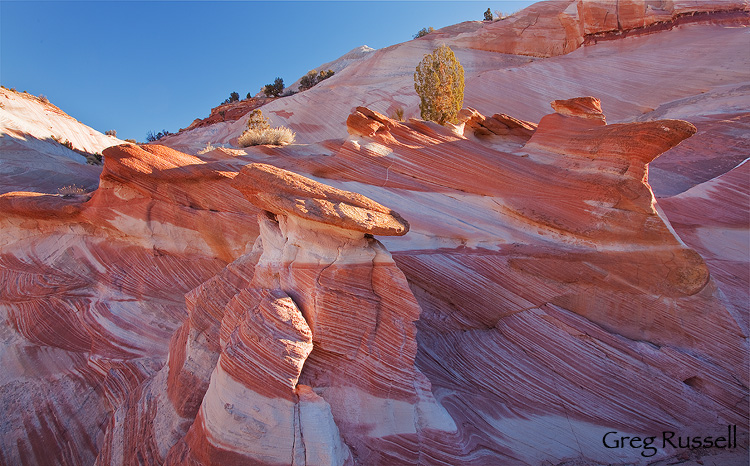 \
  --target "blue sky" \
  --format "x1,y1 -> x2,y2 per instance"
1,1 -> 534,141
